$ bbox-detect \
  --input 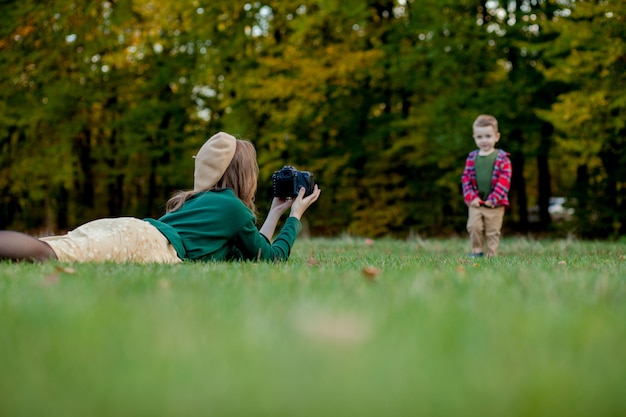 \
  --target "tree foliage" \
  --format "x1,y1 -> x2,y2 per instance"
0,0 -> 624,238
537,0 -> 626,237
